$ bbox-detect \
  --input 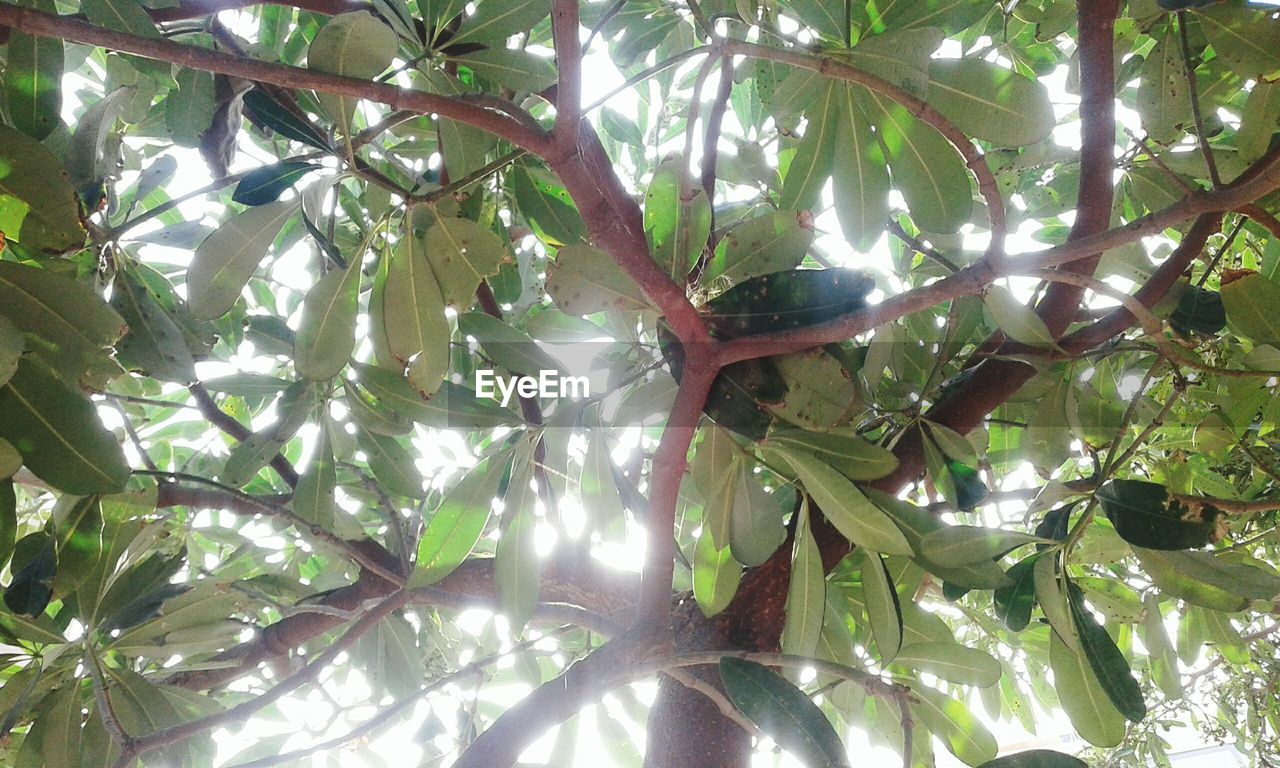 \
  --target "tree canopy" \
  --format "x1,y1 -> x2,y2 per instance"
2,0 -> 1280,766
